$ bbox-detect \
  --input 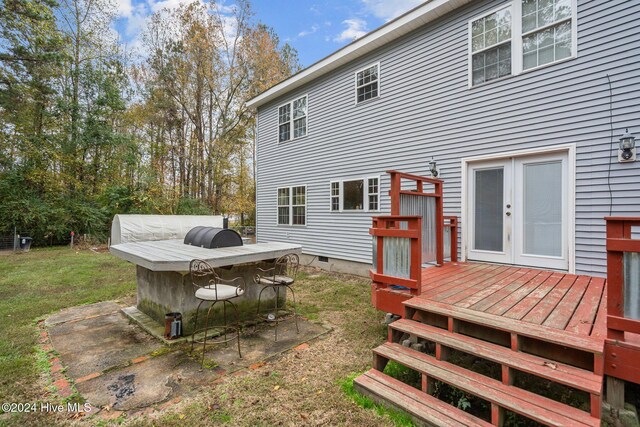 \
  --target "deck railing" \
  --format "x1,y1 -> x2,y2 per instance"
444,216 -> 458,262
370,216 -> 422,293
605,216 -> 640,384
388,170 -> 445,265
